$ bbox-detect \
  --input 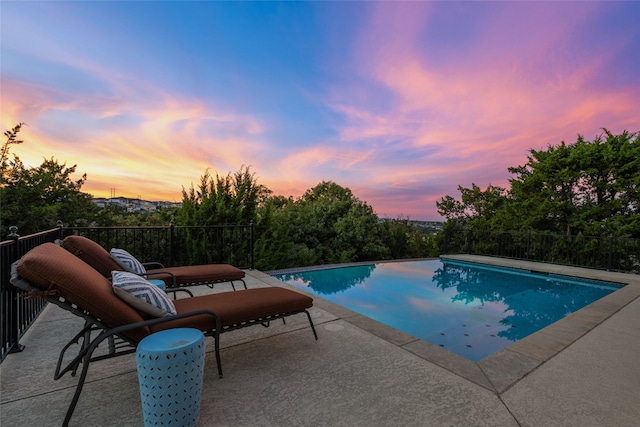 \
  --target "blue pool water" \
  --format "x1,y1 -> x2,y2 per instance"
273,260 -> 622,361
